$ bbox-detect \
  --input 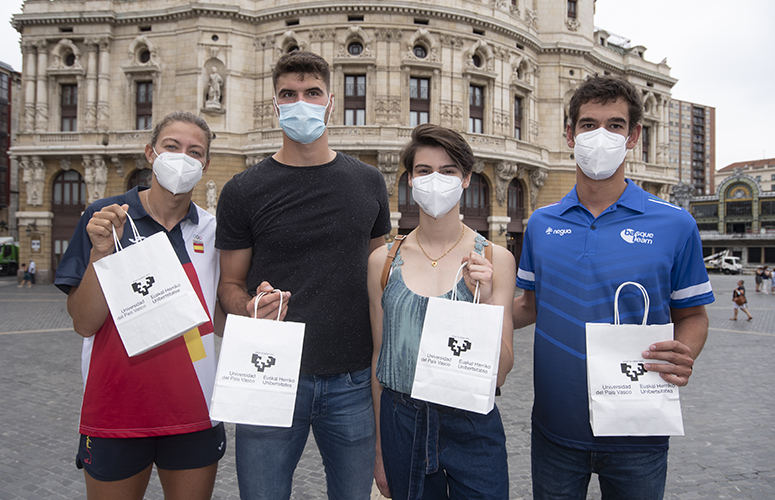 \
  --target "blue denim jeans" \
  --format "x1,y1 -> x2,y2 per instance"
235,367 -> 375,500
531,425 -> 668,500
380,388 -> 508,500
